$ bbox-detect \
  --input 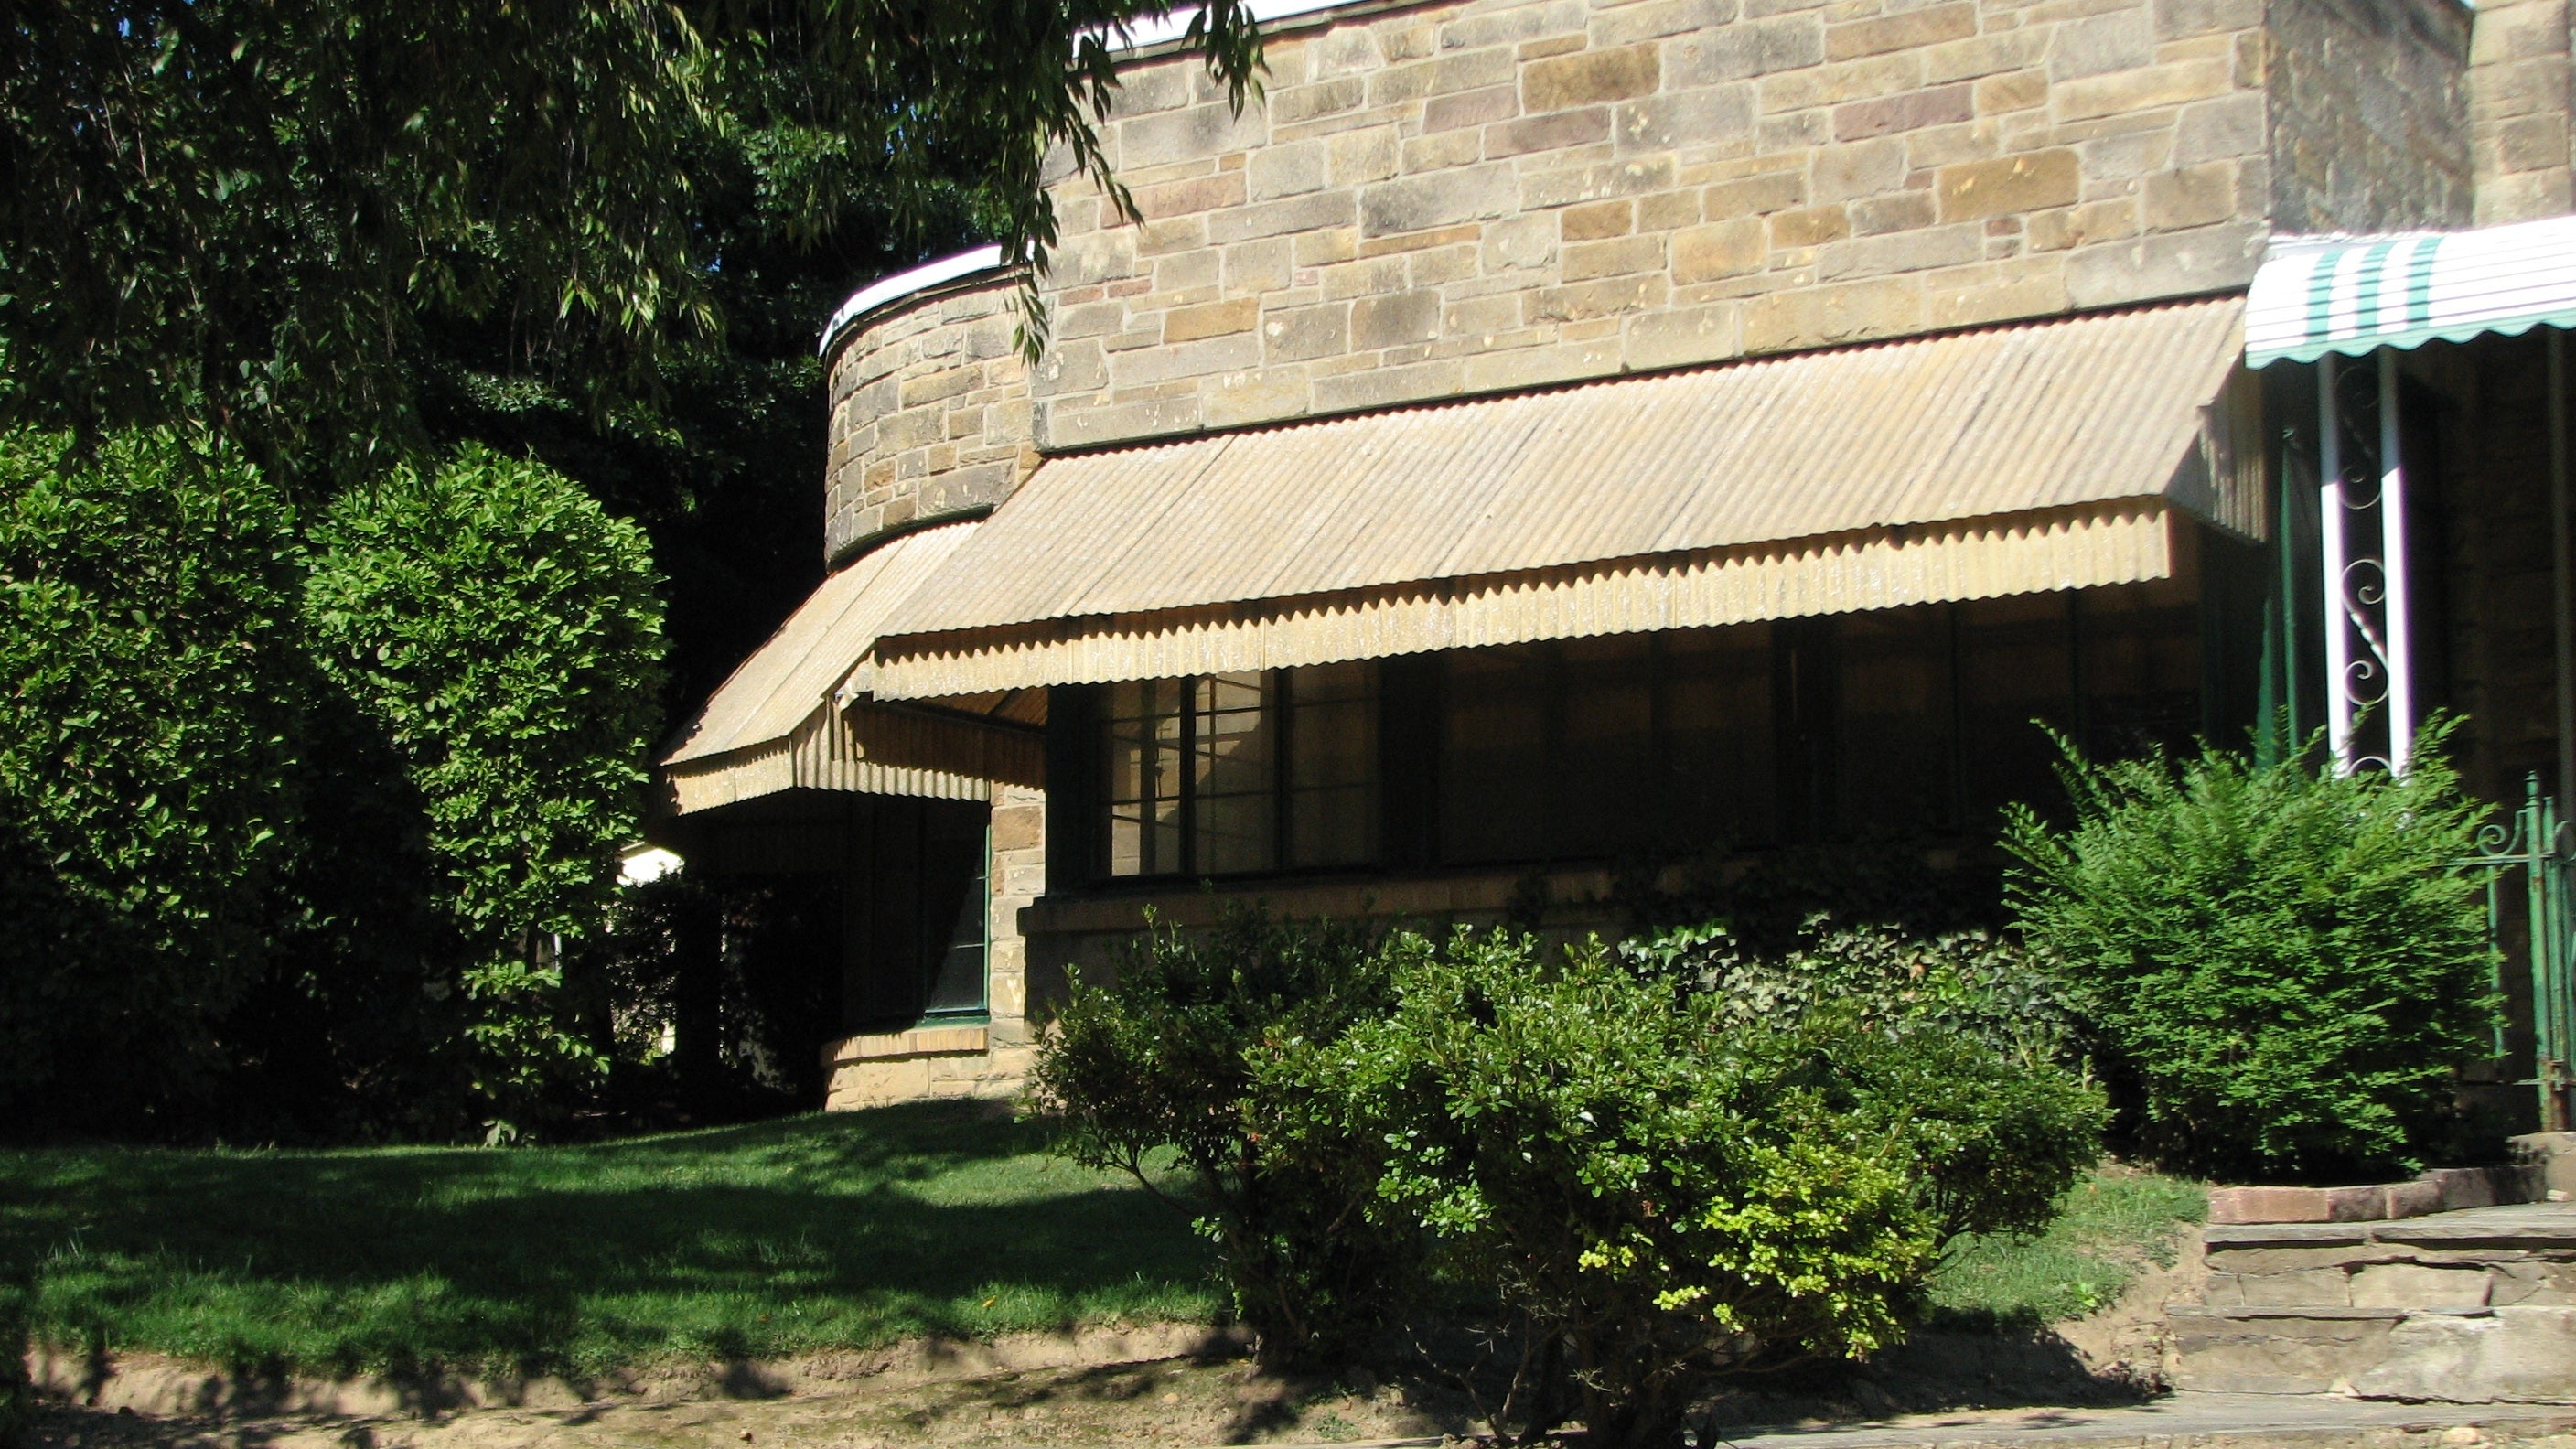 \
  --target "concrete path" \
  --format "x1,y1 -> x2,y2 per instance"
1708,1393 -> 2576,1449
